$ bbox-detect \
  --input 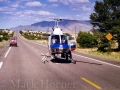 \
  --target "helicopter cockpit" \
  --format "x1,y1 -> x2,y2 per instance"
51,35 -> 68,44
